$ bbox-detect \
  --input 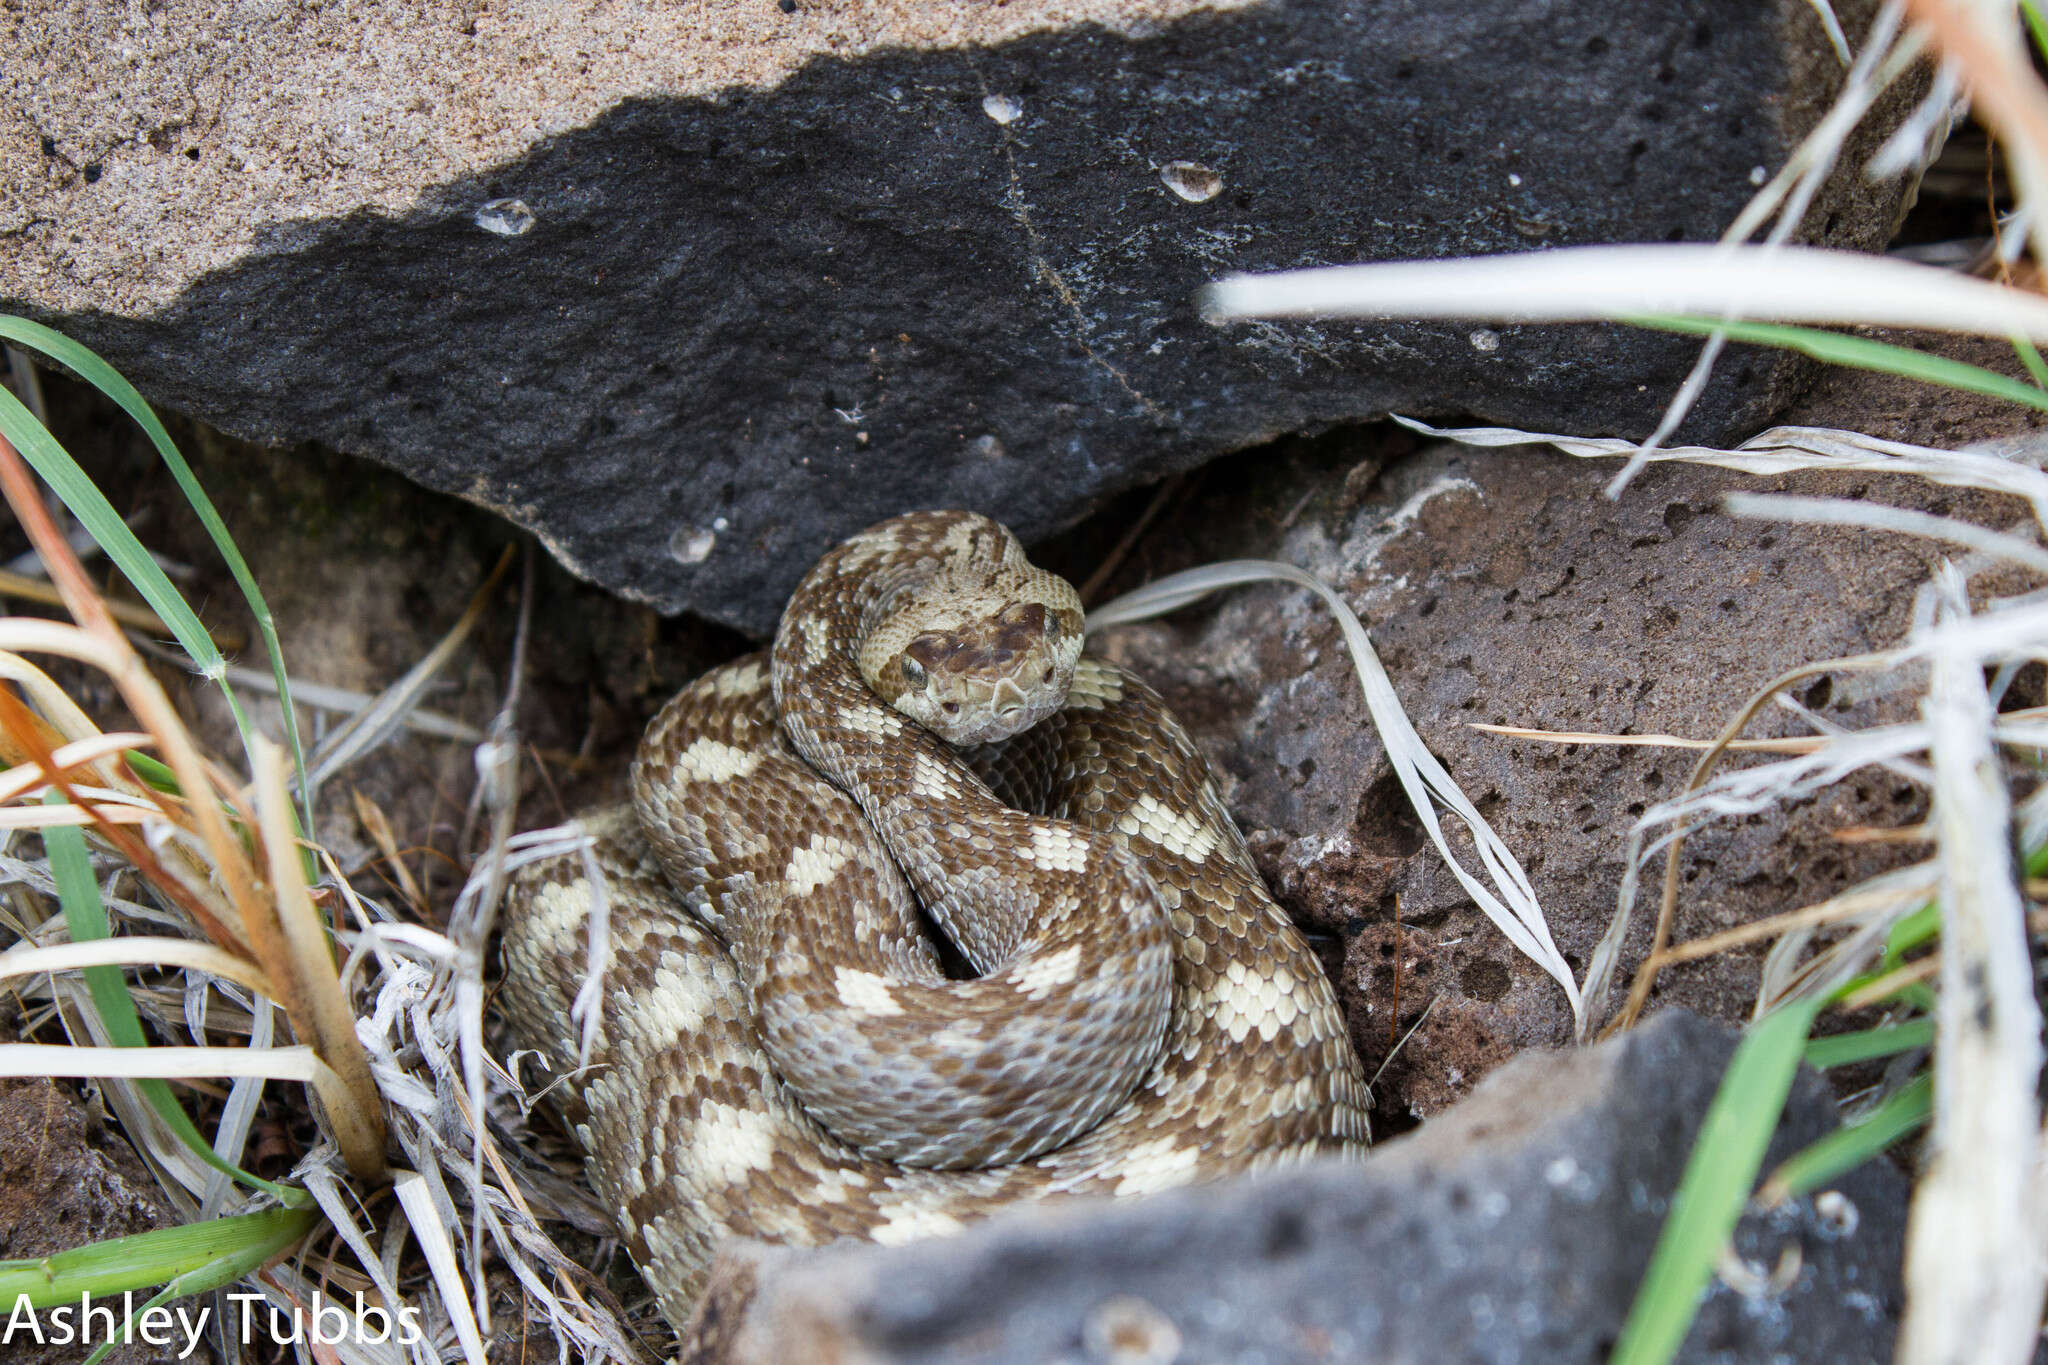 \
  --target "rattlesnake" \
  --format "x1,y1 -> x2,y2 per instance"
499,510 -> 1369,1330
